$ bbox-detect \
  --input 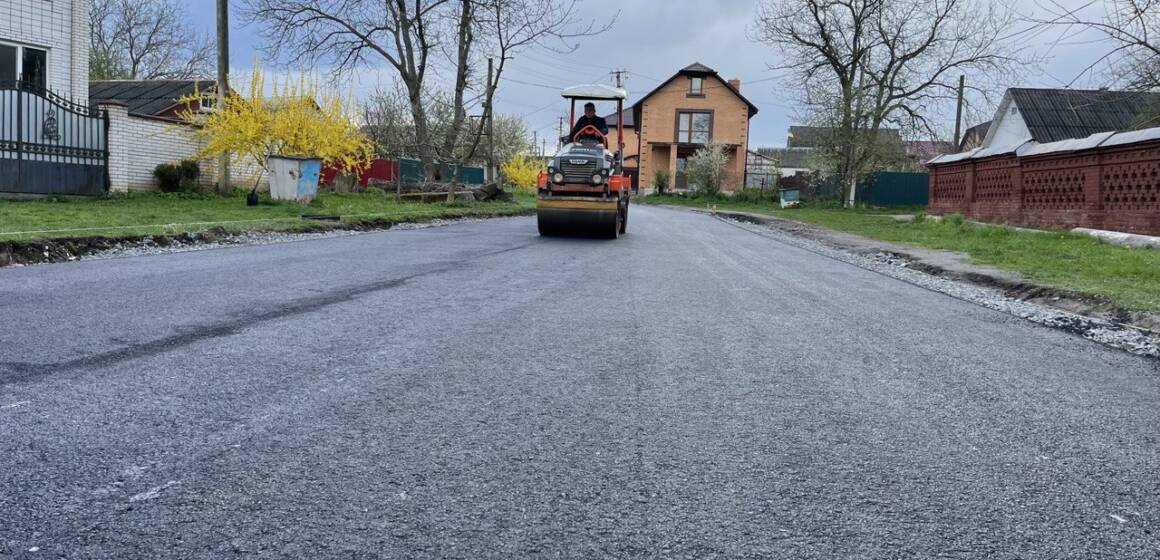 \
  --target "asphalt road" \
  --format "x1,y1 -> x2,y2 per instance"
2,205 -> 1158,559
